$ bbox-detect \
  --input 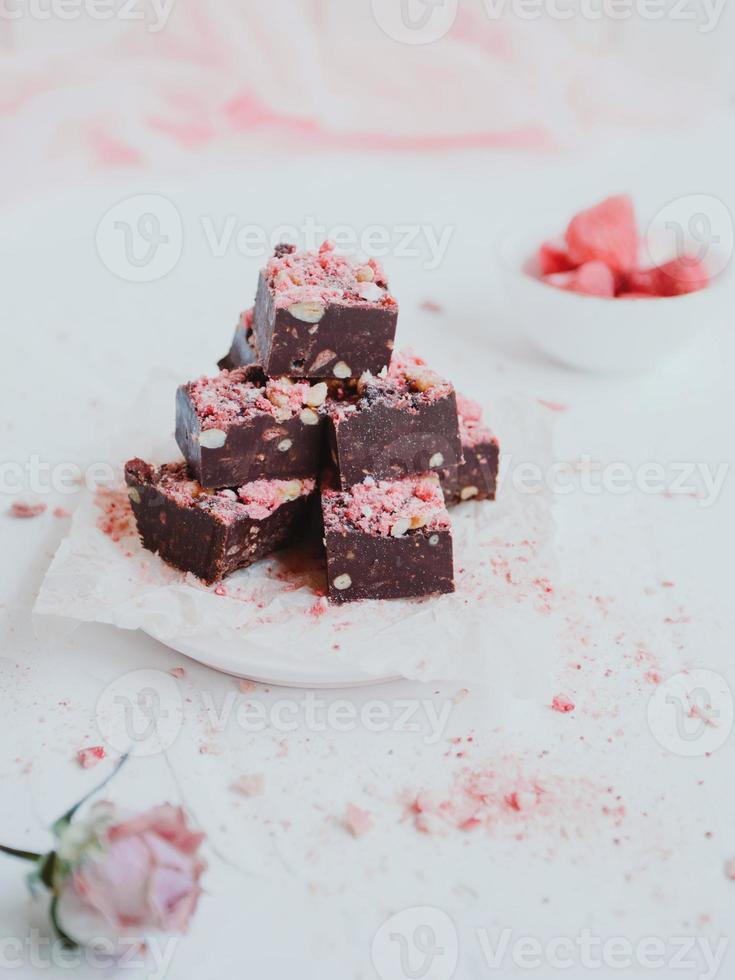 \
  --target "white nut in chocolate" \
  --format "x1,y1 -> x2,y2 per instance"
310,349 -> 336,373
333,574 -> 352,591
357,282 -> 384,303
300,408 -> 319,426
277,439 -> 293,452
405,369 -> 437,393
127,486 -> 141,504
390,518 -> 410,538
429,452 -> 445,468
333,361 -> 352,379
460,486 -> 479,501
428,534 -> 440,546
304,382 -> 328,407
288,301 -> 325,323
199,428 -> 227,450
281,480 -> 303,502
